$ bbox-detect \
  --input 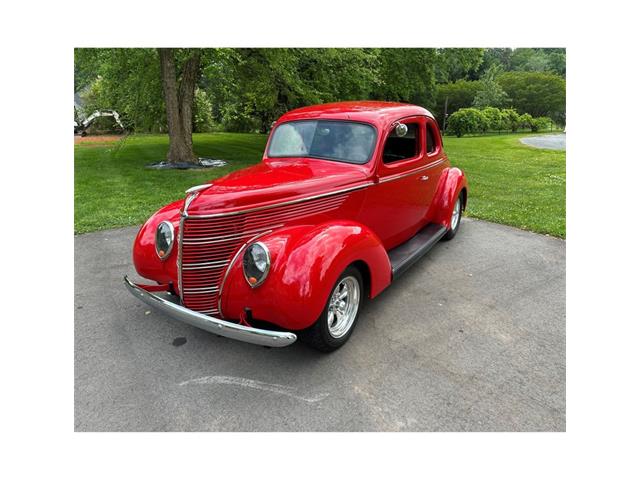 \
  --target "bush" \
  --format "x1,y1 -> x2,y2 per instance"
519,113 -> 534,131
446,108 -> 486,137
480,107 -> 505,131
501,108 -> 521,133
531,116 -> 553,132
